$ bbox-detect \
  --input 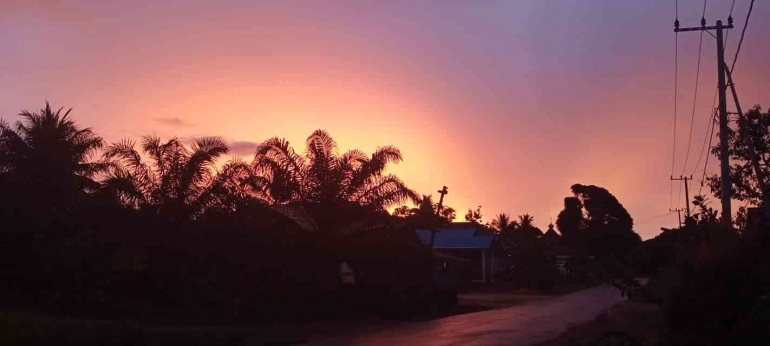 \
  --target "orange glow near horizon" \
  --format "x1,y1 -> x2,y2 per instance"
2,1 -> 769,239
